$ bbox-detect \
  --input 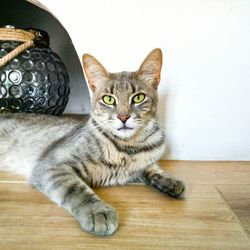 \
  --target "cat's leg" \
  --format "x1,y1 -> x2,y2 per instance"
30,164 -> 118,236
141,164 -> 186,199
